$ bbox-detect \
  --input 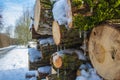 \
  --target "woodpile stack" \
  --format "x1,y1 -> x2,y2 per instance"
28,0 -> 89,80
